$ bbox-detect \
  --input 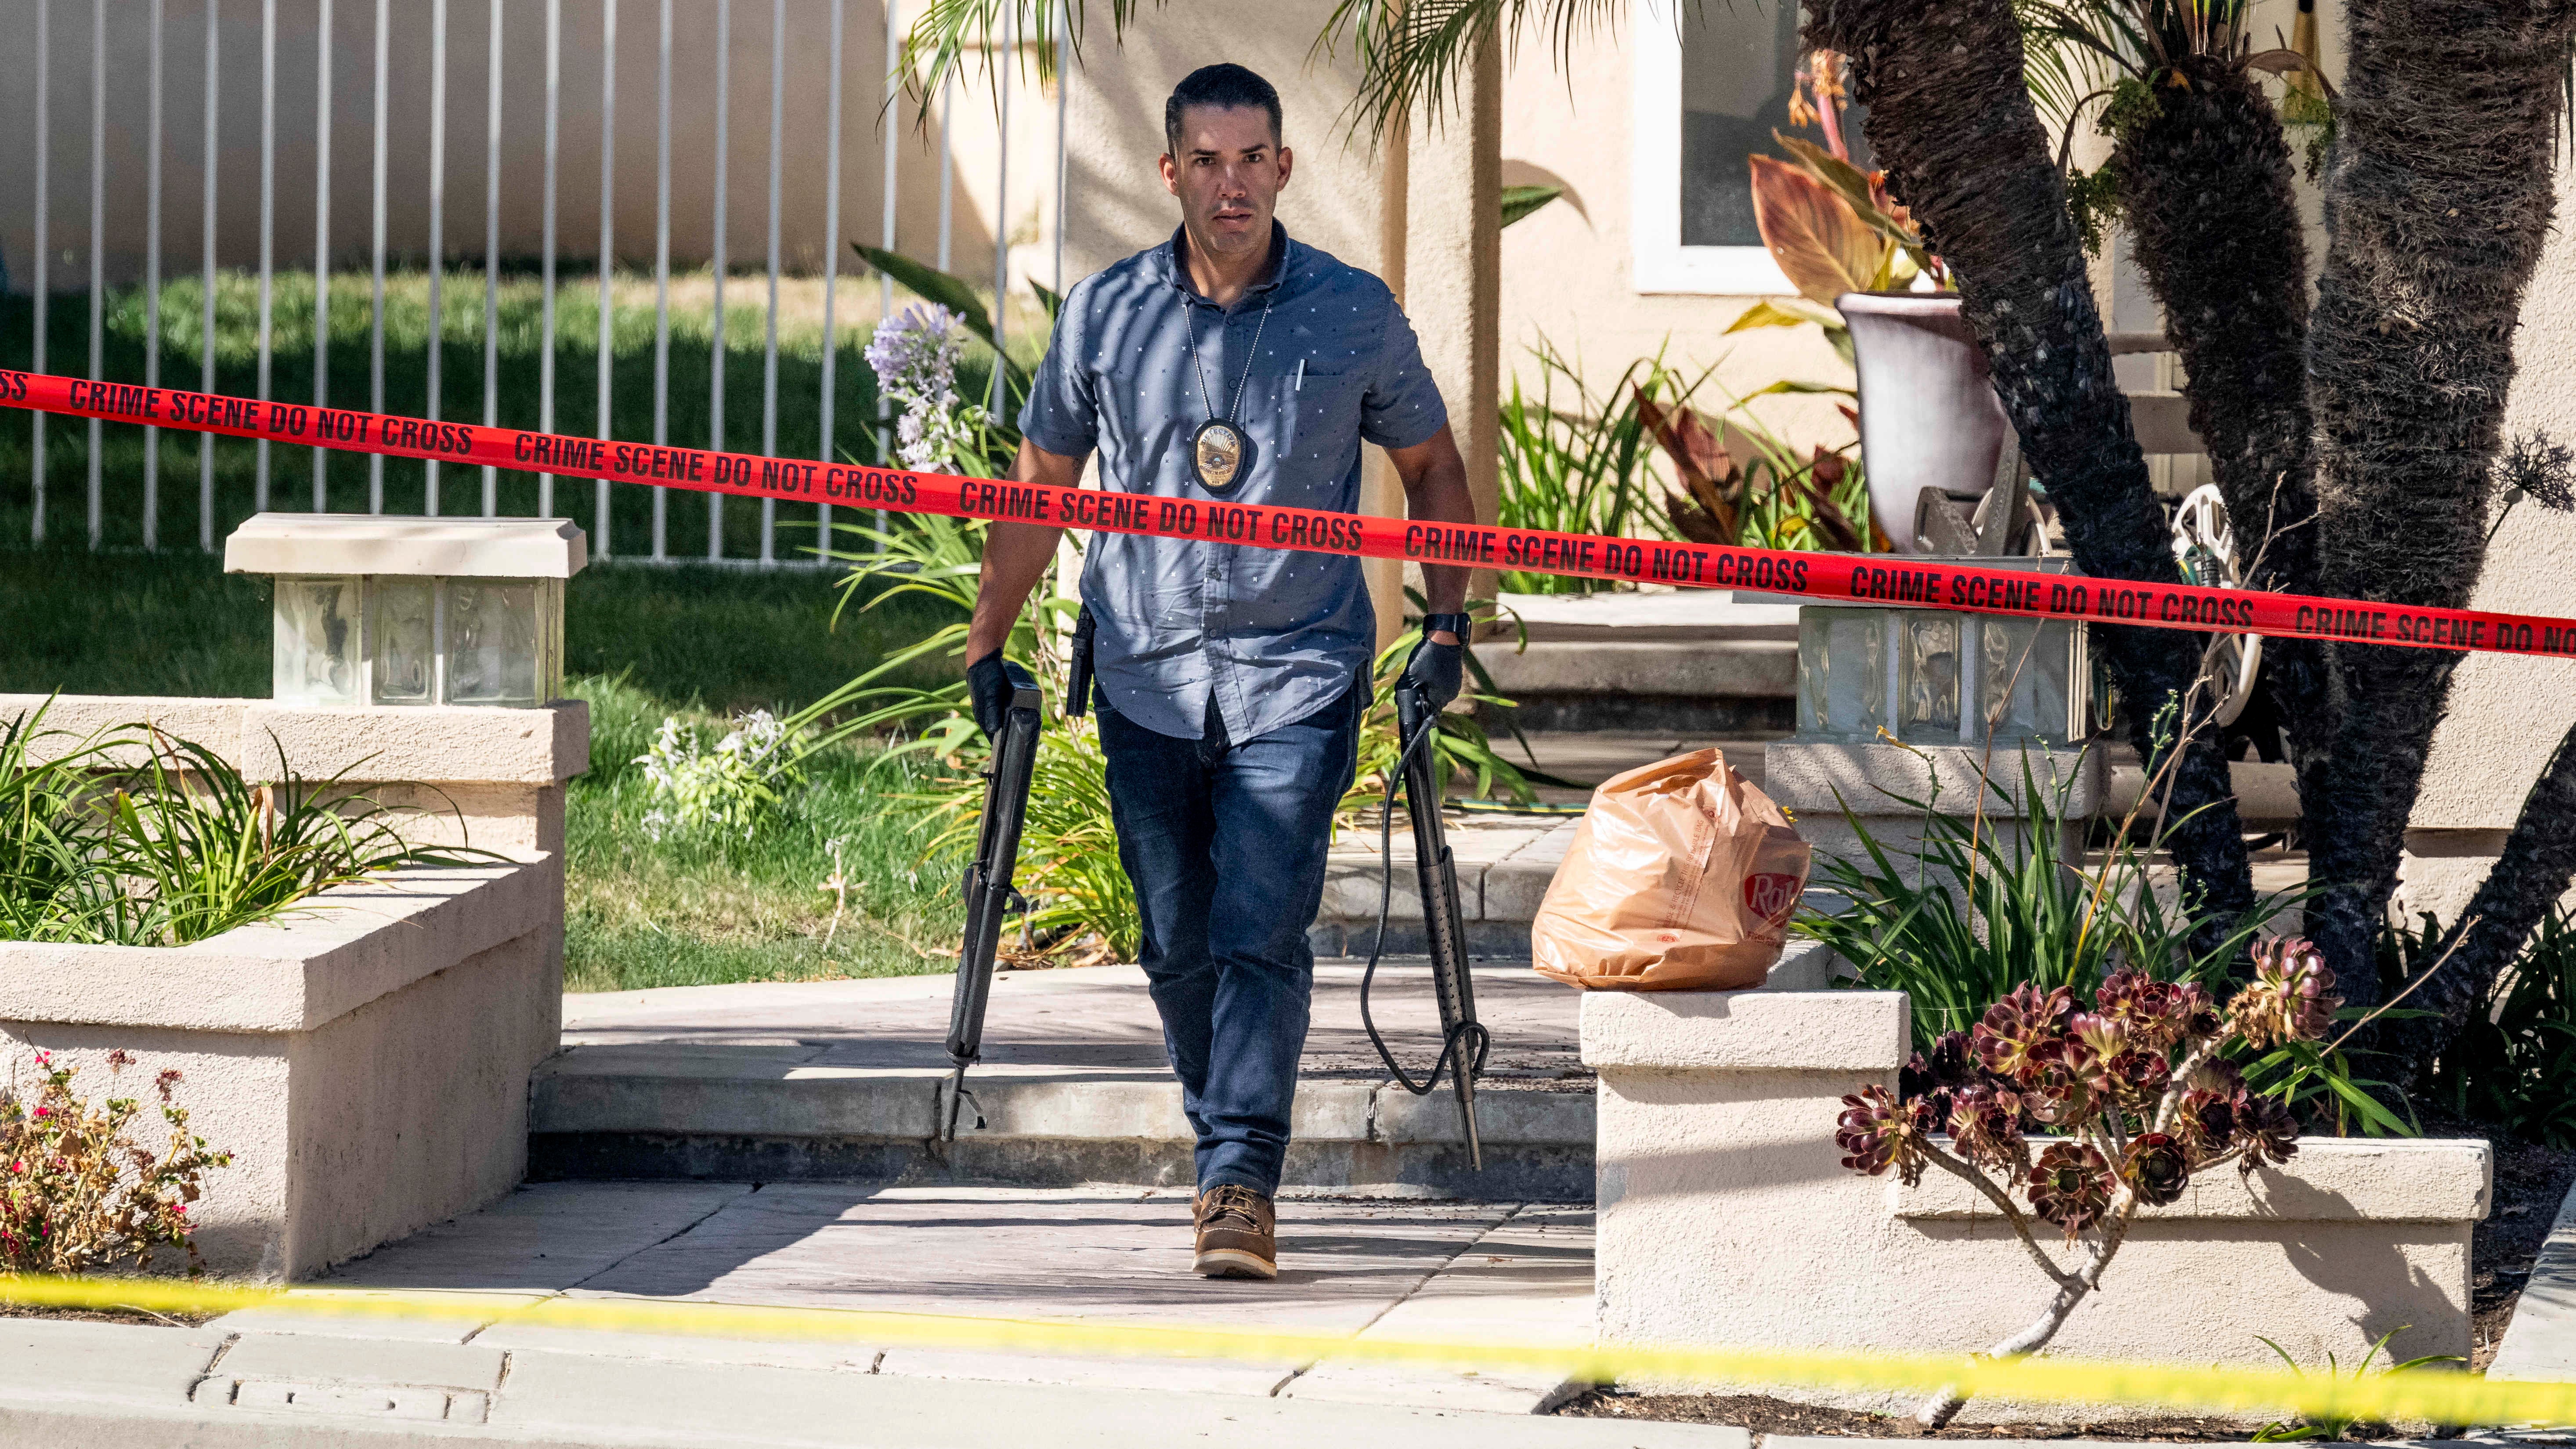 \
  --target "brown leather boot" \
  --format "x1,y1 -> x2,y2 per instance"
1192,1185 -> 1277,1280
